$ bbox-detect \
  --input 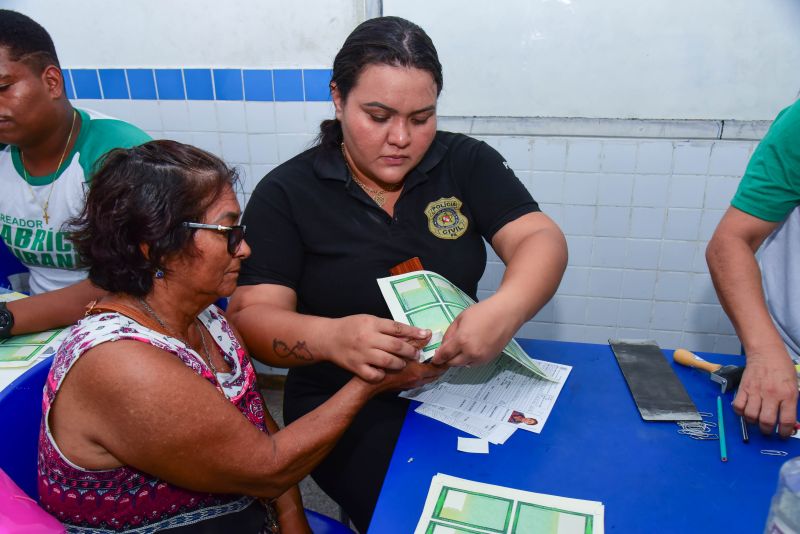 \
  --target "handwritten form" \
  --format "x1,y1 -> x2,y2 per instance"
402,357 -> 571,436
